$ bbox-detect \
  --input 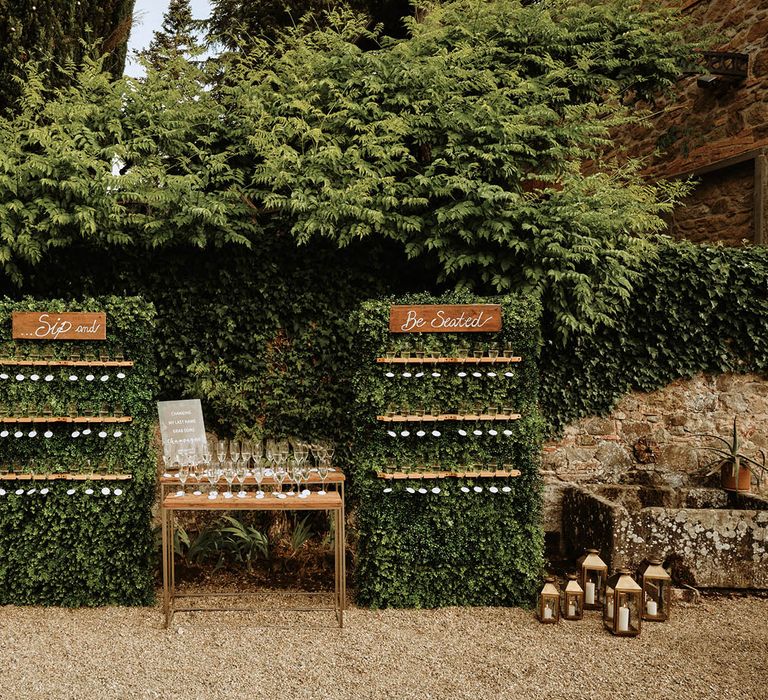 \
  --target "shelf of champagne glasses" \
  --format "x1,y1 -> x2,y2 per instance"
162,490 -> 343,511
159,470 -> 345,486
377,413 -> 521,422
0,360 -> 134,367
0,416 -> 132,423
376,356 -> 521,364
376,469 -> 521,480
0,472 -> 132,481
